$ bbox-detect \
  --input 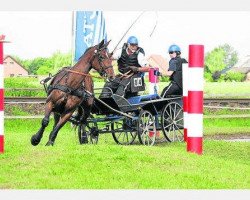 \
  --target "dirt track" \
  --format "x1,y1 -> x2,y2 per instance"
205,133 -> 250,140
